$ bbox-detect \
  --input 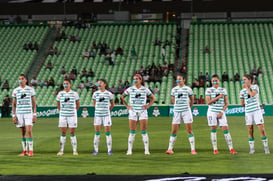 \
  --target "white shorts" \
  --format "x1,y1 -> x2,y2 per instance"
59,116 -> 78,128
245,110 -> 264,126
16,113 -> 33,128
172,110 -> 193,124
94,116 -> 112,126
207,111 -> 228,127
129,110 -> 148,121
